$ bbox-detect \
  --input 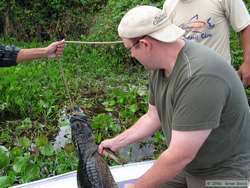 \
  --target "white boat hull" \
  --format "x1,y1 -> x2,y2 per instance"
11,160 -> 154,188
10,160 -> 250,188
